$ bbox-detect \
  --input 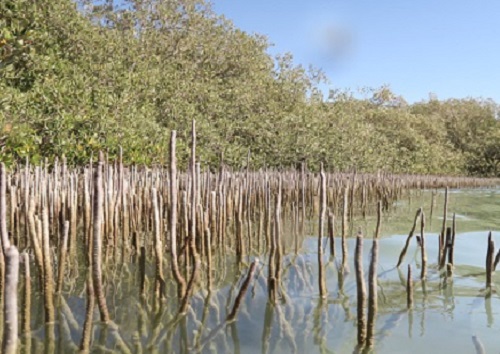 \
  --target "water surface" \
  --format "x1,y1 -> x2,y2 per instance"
26,188 -> 500,353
